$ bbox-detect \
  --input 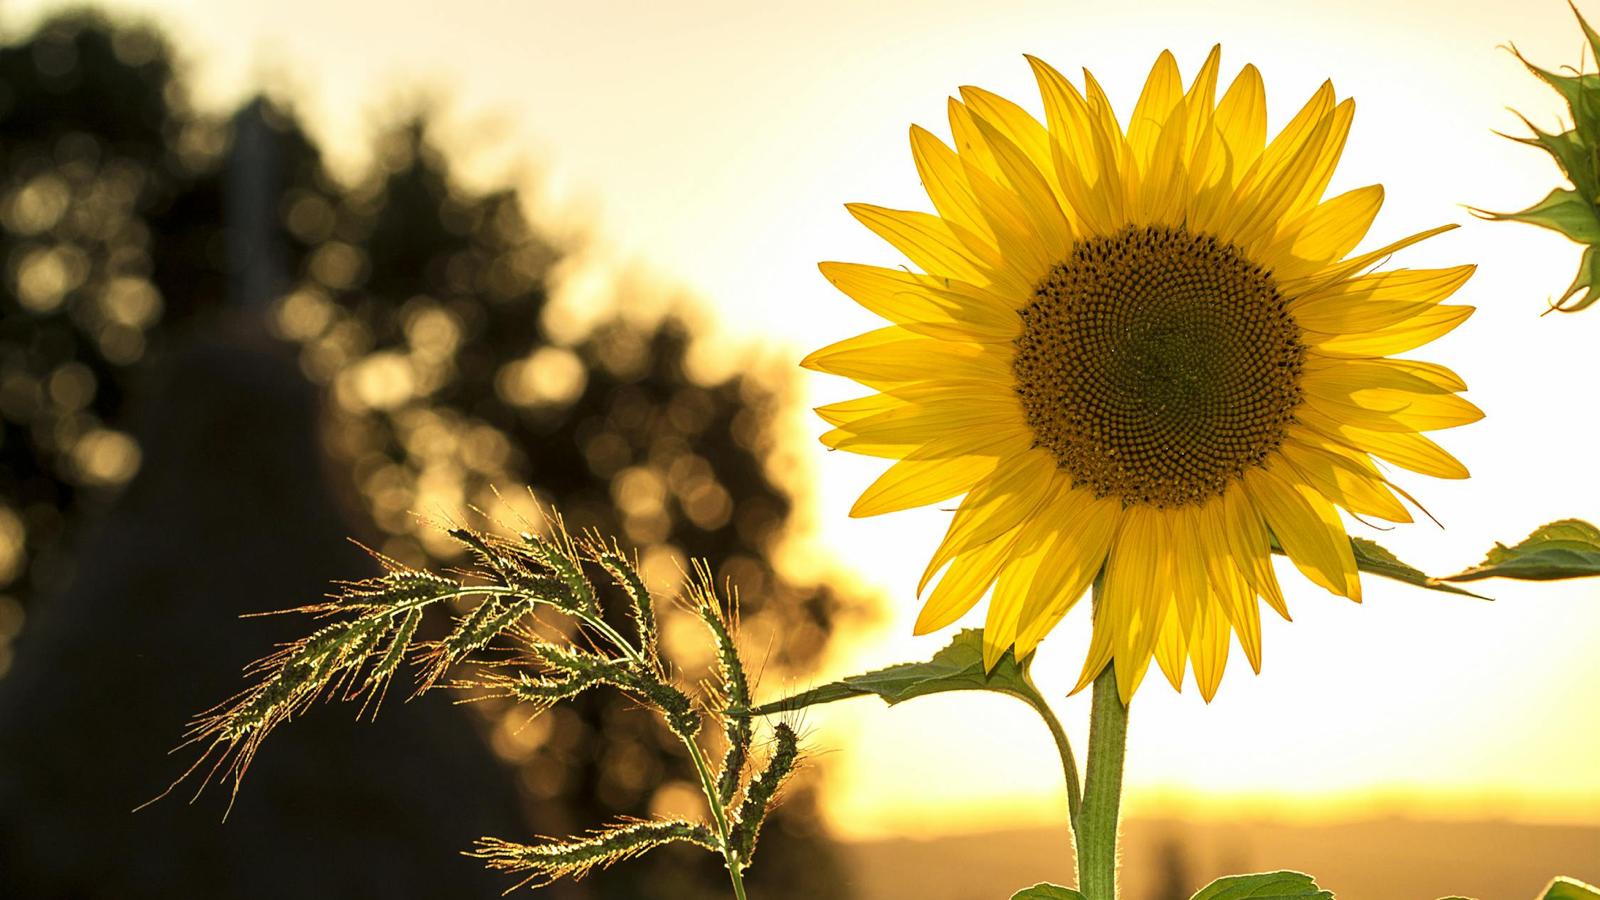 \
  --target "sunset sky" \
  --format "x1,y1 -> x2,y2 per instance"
8,0 -> 1597,840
